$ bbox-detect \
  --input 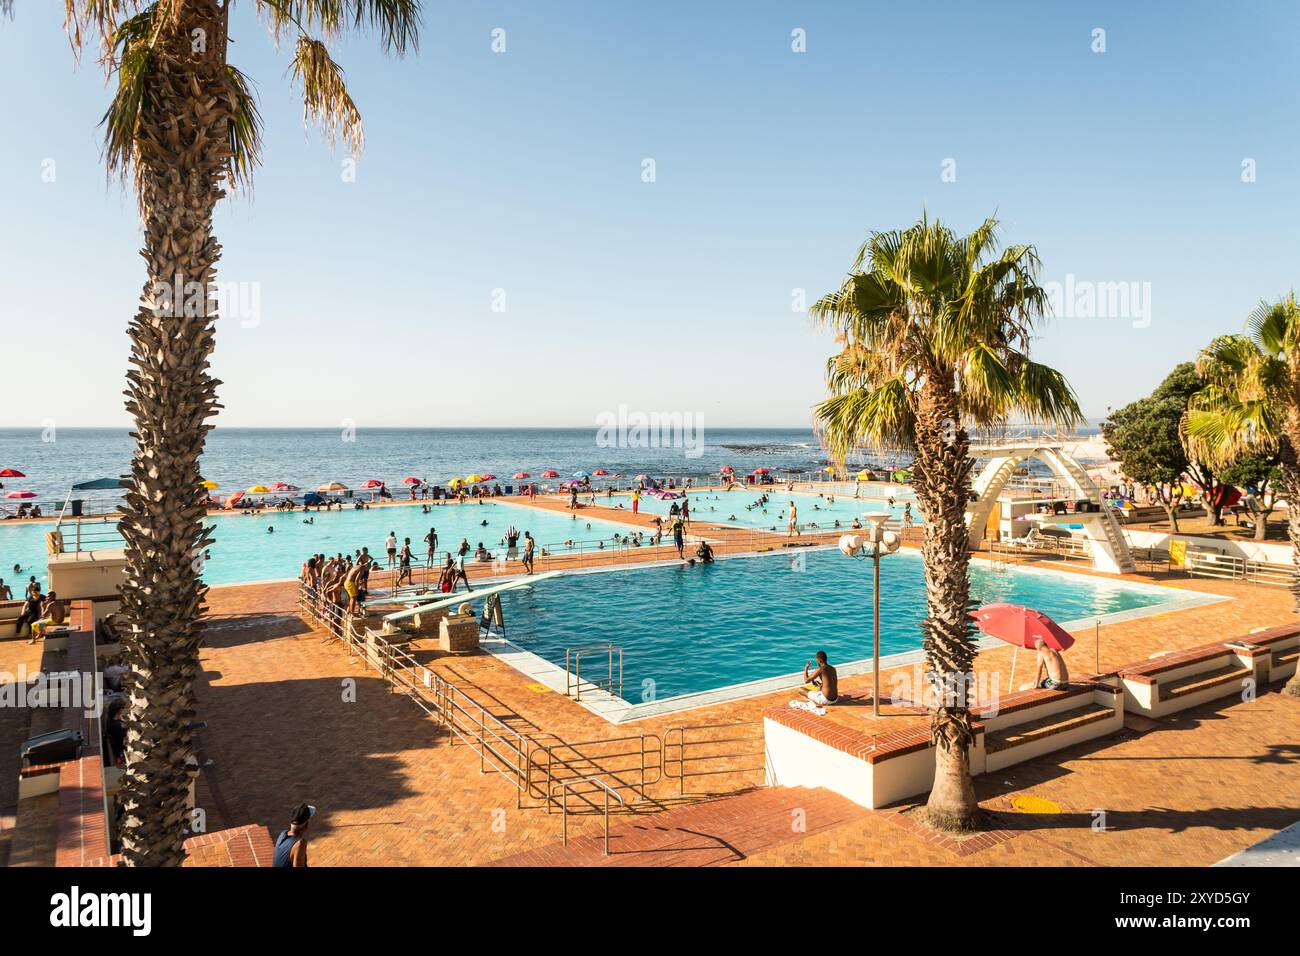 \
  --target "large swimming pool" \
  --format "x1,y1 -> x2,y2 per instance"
0,500 -> 642,588
493,547 -> 1217,715
594,487 -> 920,532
